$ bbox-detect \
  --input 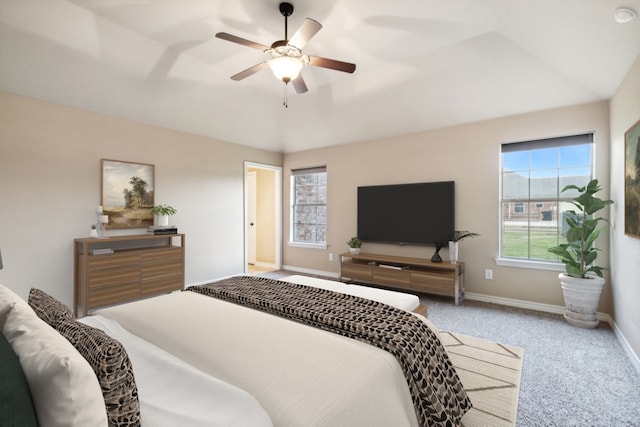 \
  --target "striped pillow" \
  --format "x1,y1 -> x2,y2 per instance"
55,317 -> 141,426
28,288 -> 73,325
27,288 -> 140,426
